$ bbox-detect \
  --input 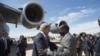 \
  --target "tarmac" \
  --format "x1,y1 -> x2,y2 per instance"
10,40 -> 85,56
10,40 -> 33,56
